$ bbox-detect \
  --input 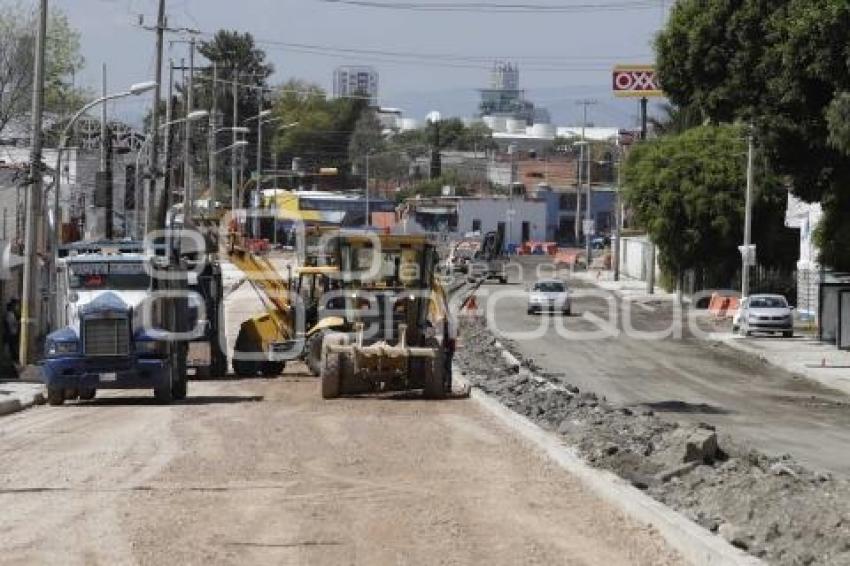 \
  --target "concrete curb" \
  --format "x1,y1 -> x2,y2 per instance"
0,391 -> 44,417
460,377 -> 763,566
